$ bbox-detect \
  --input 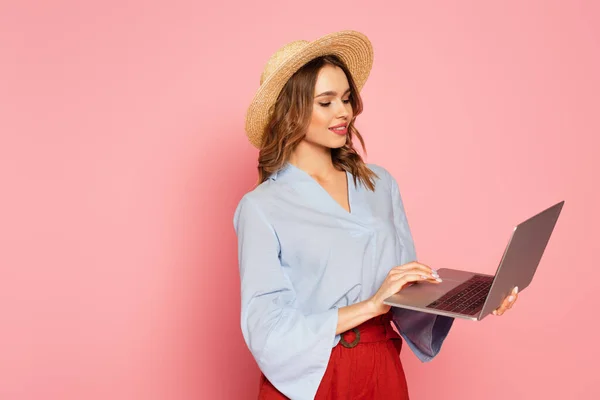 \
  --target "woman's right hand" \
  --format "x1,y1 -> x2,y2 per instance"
368,262 -> 442,317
